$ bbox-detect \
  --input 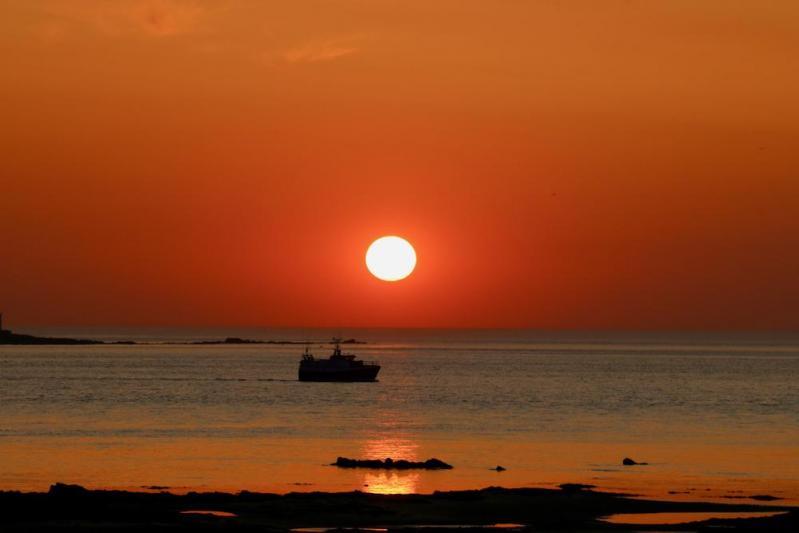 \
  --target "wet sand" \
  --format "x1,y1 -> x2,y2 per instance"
1,483 -> 796,532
